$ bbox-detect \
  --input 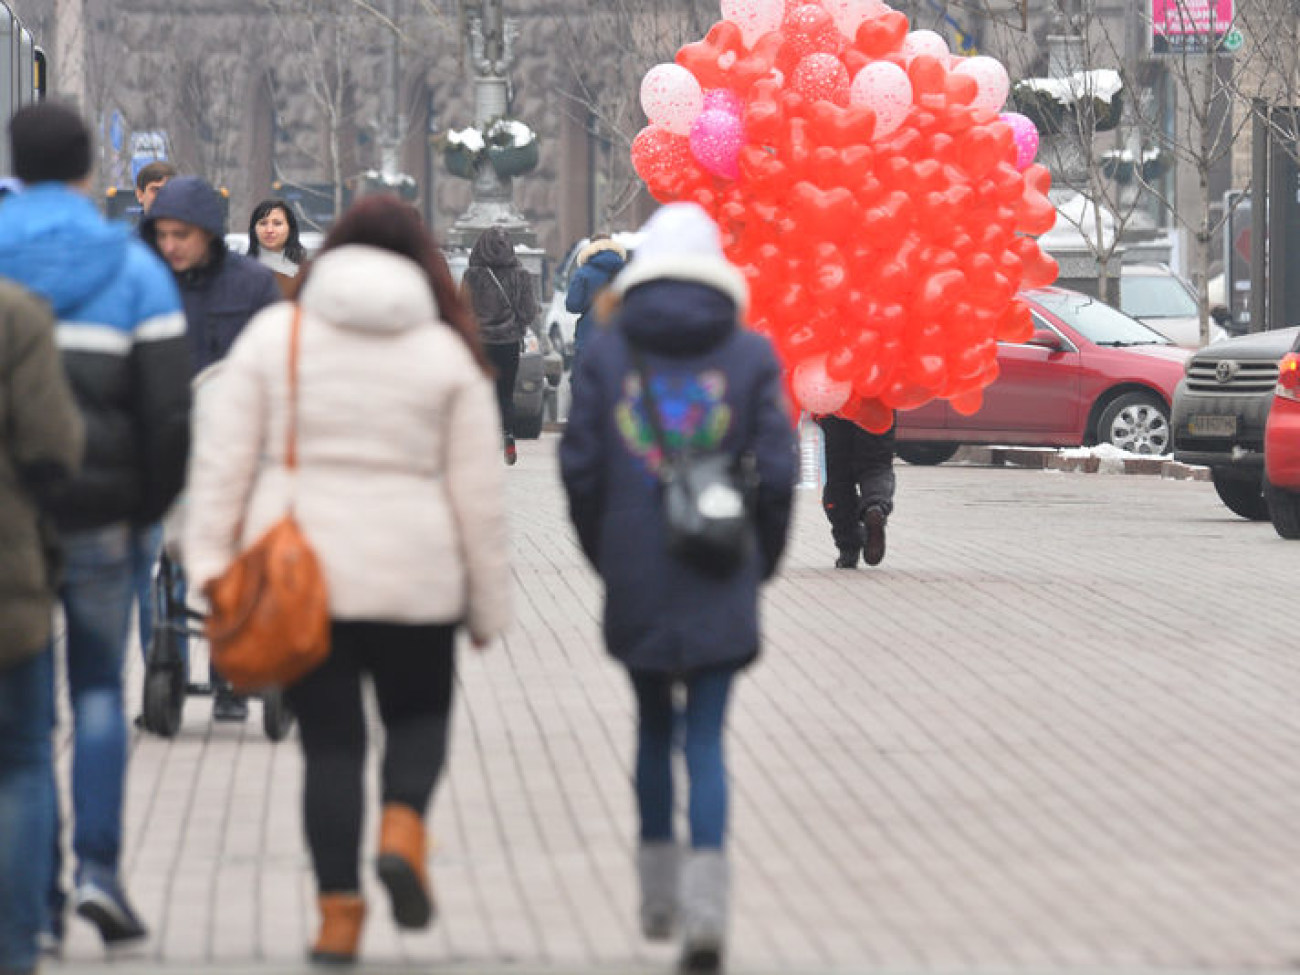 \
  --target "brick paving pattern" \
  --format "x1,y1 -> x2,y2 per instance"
50,436 -> 1300,974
